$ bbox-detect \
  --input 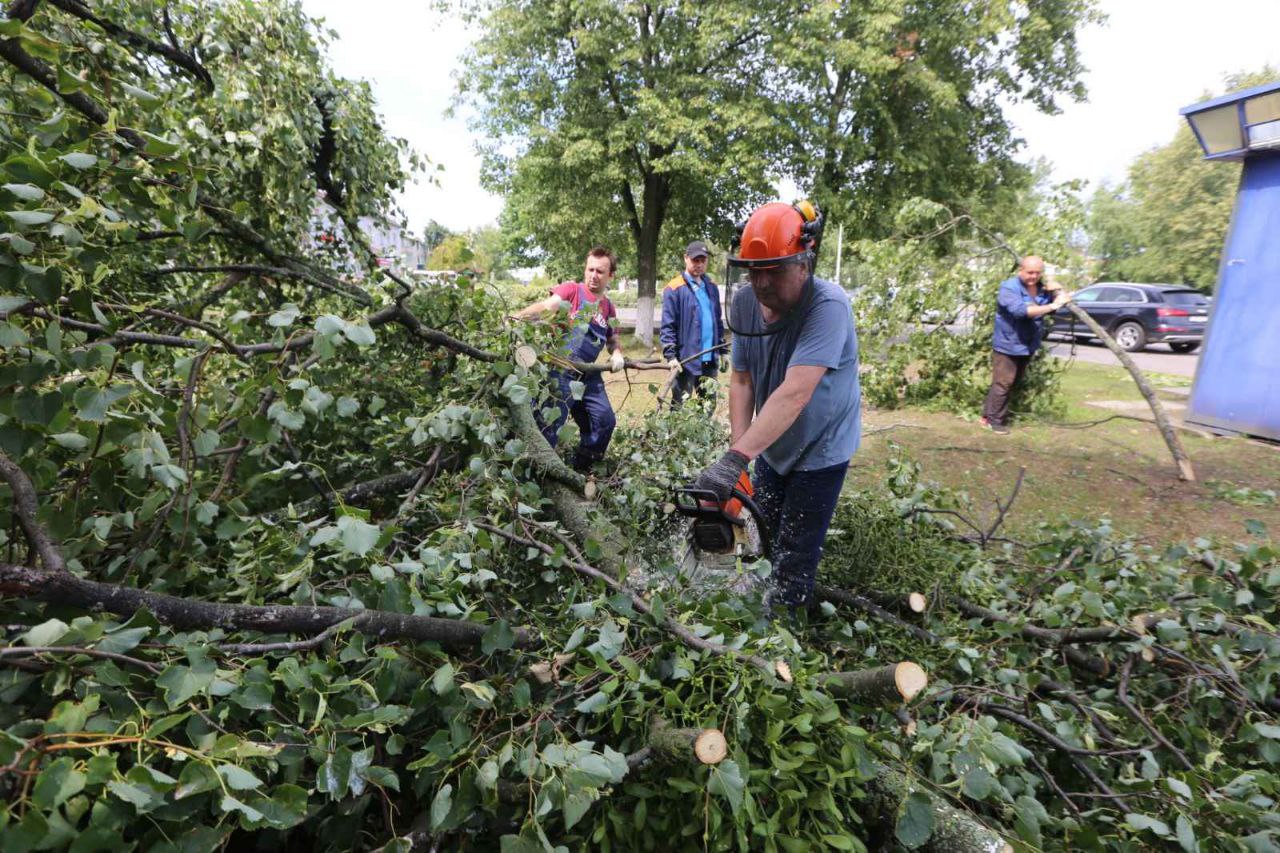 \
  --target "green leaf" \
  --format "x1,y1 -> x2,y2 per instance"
344,321 -> 375,346
58,152 -> 97,169
50,432 -> 89,451
217,765 -> 264,791
1245,519 -> 1268,536
95,626 -> 150,655
961,767 -> 995,800
32,756 -> 85,810
267,304 -> 300,327
174,762 -> 220,800
5,210 -> 54,226
432,662 -> 455,695
21,618 -> 69,647
1254,723 -> 1280,739
73,384 -> 132,422
1175,814 -> 1197,853
337,514 -> 381,557
563,790 -> 593,829
139,132 -> 182,157
481,620 -> 515,654
1125,813 -> 1172,837
707,759 -> 745,814
156,657 -> 216,709
107,780 -> 162,813
895,791 -> 935,849
574,692 -> 608,714
1166,777 -> 1193,800
3,183 -> 44,201
430,783 -> 453,830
